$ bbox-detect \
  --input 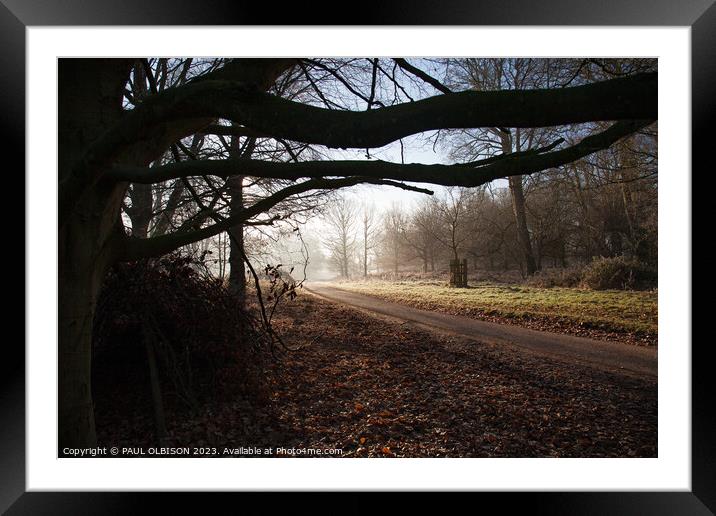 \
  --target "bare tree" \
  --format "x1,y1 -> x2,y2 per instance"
379,205 -> 409,275
402,198 -> 442,273
360,203 -> 378,277
322,196 -> 358,279
431,188 -> 474,262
